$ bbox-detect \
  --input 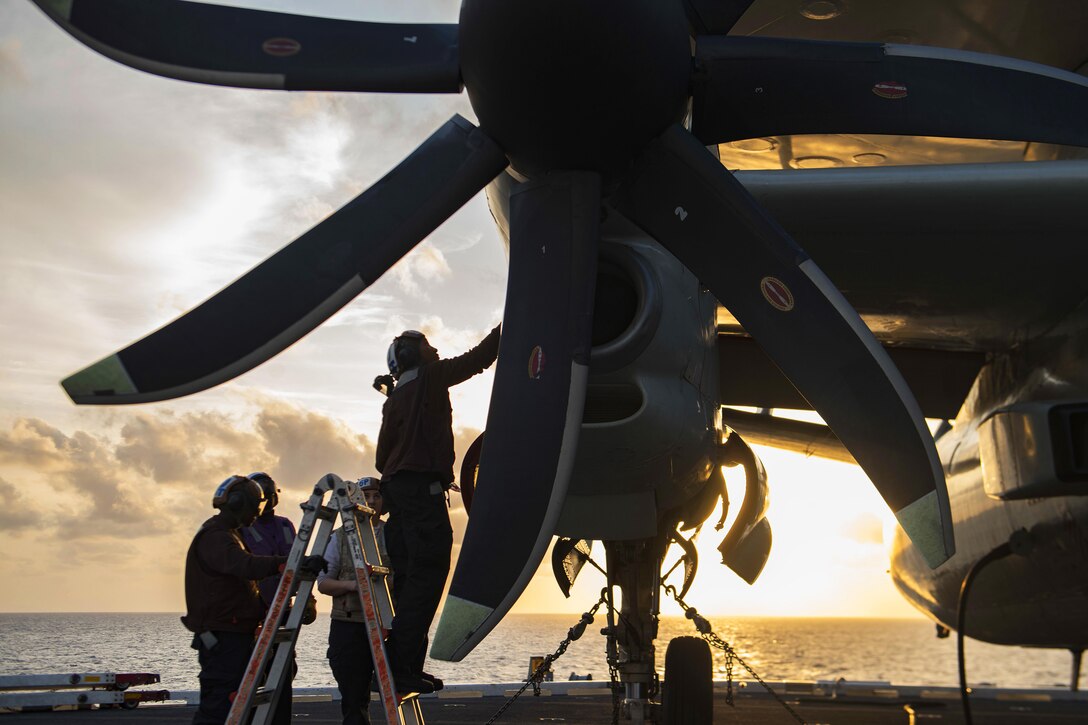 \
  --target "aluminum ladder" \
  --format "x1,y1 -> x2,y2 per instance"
227,473 -> 424,725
